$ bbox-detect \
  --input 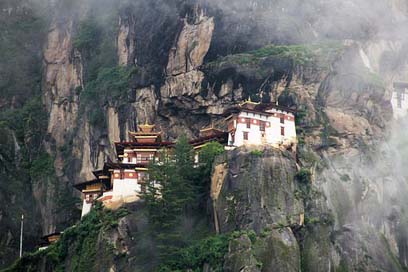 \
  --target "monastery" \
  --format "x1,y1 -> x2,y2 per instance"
74,100 -> 297,216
